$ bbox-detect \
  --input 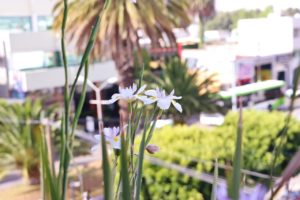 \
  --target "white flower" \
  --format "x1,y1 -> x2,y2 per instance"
93,126 -> 121,150
143,88 -> 182,112
103,126 -> 121,149
102,84 -> 146,104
